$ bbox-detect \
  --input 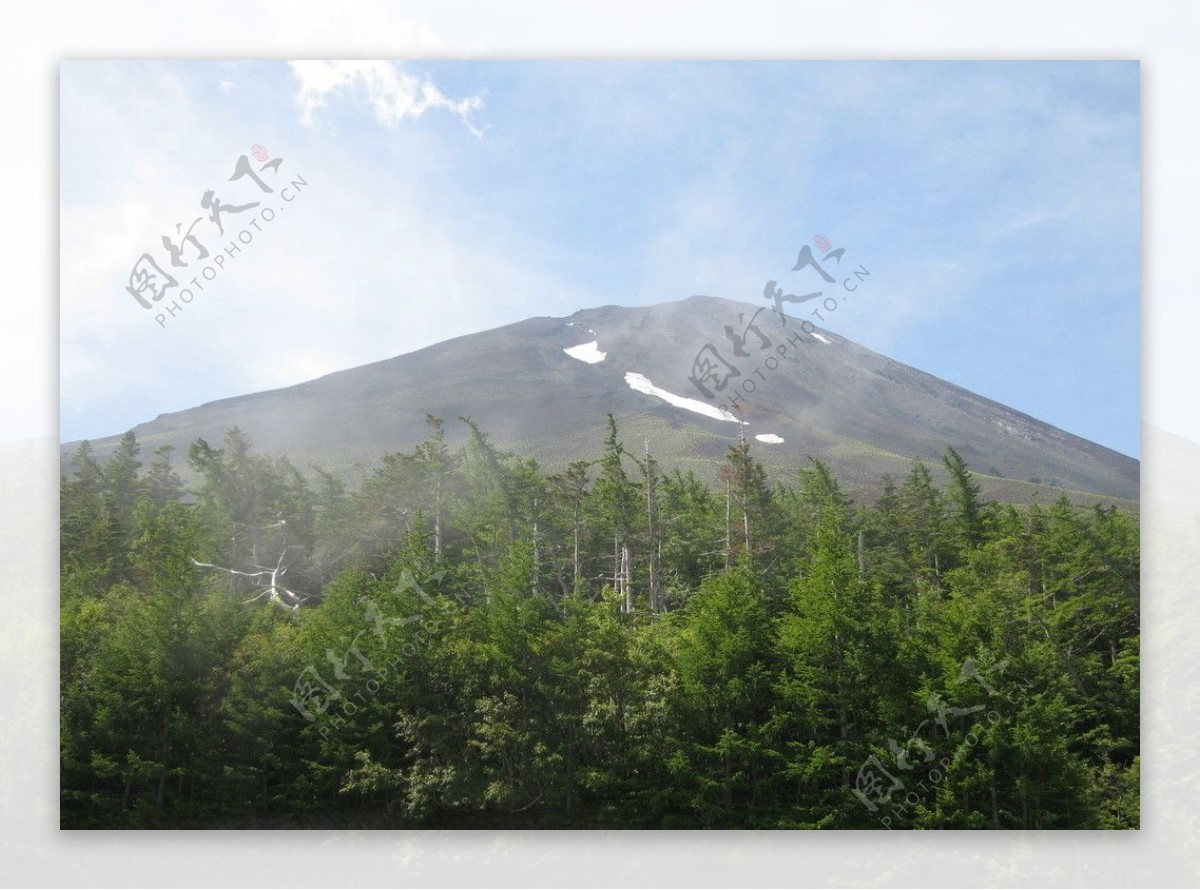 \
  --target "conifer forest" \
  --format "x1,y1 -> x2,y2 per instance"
60,417 -> 1139,829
